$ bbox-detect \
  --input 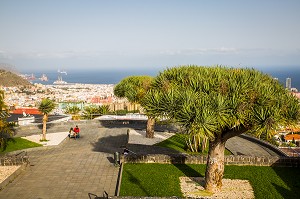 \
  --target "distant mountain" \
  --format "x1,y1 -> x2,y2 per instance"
0,69 -> 32,87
